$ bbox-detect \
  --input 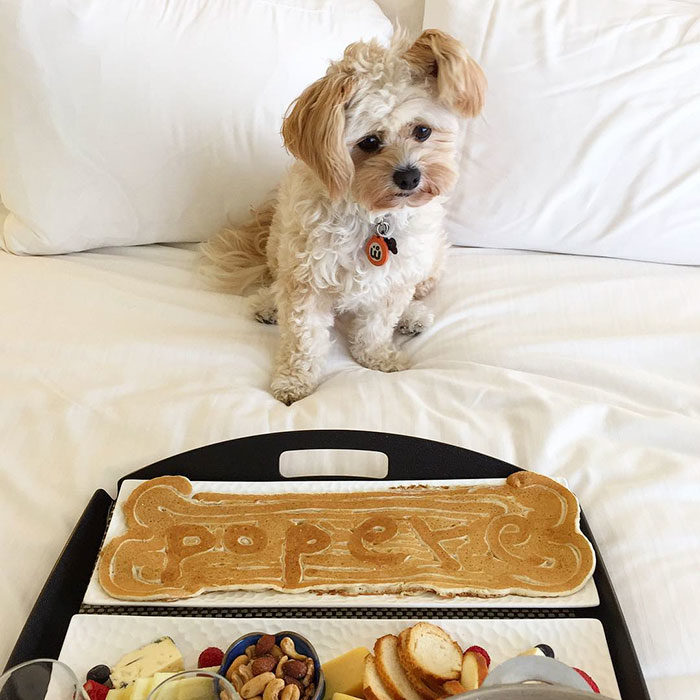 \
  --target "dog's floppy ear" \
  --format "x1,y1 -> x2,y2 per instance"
403,29 -> 485,118
281,72 -> 357,200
